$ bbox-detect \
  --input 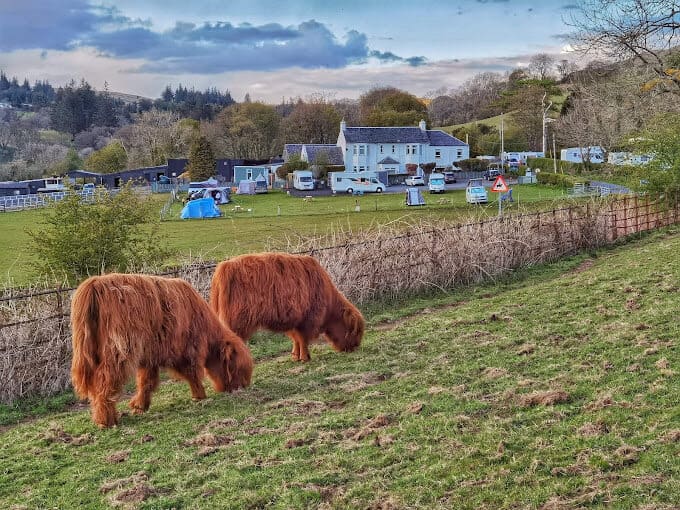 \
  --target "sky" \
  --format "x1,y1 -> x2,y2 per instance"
0,0 -> 581,102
